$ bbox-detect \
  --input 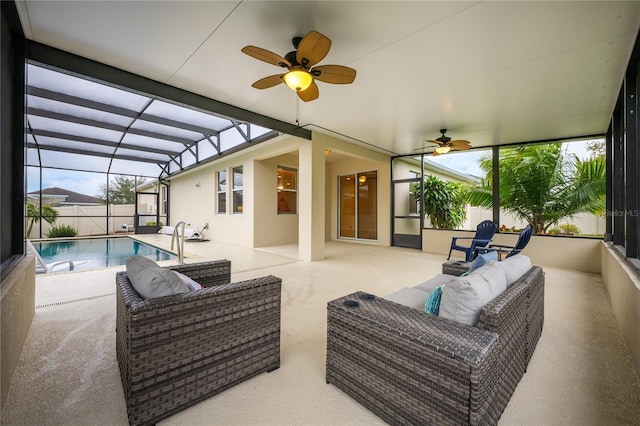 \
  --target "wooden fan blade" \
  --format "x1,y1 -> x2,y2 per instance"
425,139 -> 443,146
311,65 -> 356,84
242,46 -> 291,68
450,139 -> 471,149
297,82 -> 319,102
251,74 -> 284,89
296,31 -> 331,68
451,145 -> 471,151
